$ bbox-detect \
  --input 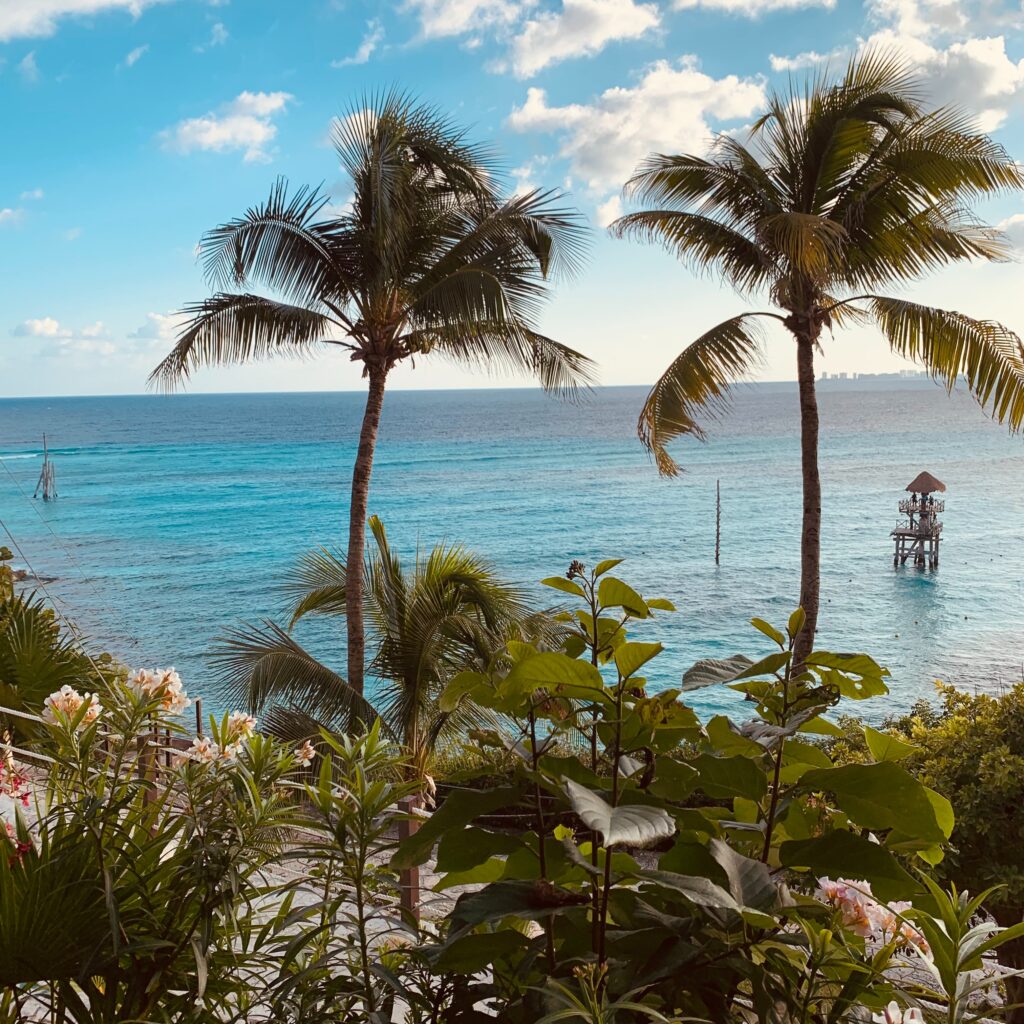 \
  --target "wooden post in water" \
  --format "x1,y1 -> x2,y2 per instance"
715,480 -> 721,566
33,434 -> 57,501
195,698 -> 203,737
